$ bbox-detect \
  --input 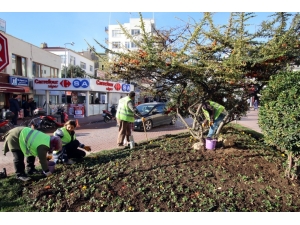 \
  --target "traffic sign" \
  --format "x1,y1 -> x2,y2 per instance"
0,33 -> 9,71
